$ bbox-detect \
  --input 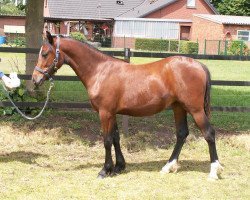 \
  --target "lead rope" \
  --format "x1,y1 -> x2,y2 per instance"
1,81 -> 54,120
